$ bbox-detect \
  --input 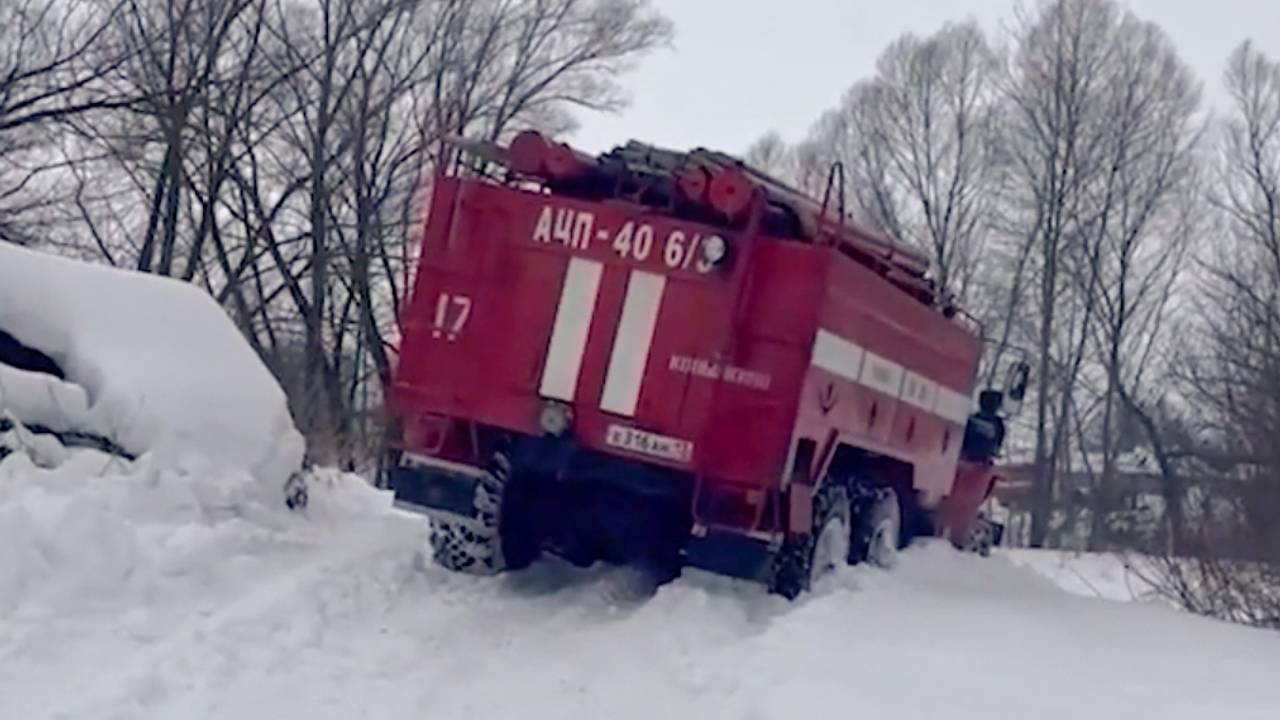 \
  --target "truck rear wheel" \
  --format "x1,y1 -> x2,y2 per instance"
768,482 -> 851,600
429,449 -> 540,575
850,485 -> 902,567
